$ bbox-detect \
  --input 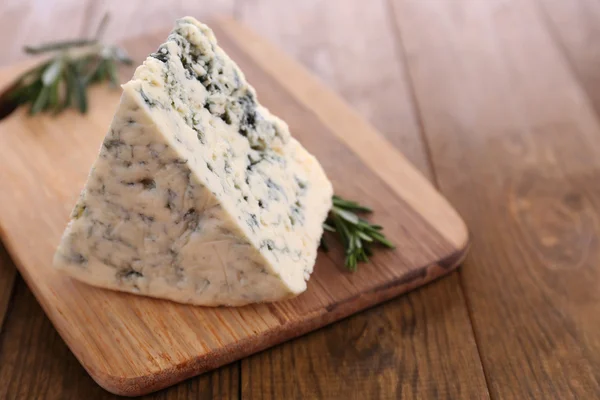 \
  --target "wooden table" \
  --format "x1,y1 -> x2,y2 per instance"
1,0 -> 599,398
